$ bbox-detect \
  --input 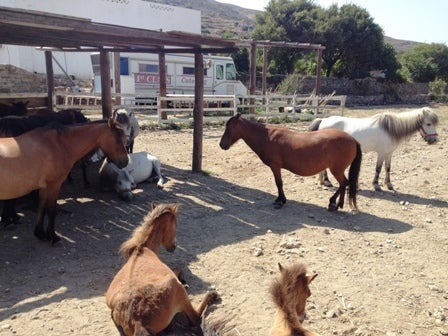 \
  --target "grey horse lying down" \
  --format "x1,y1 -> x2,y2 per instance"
99,151 -> 166,201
